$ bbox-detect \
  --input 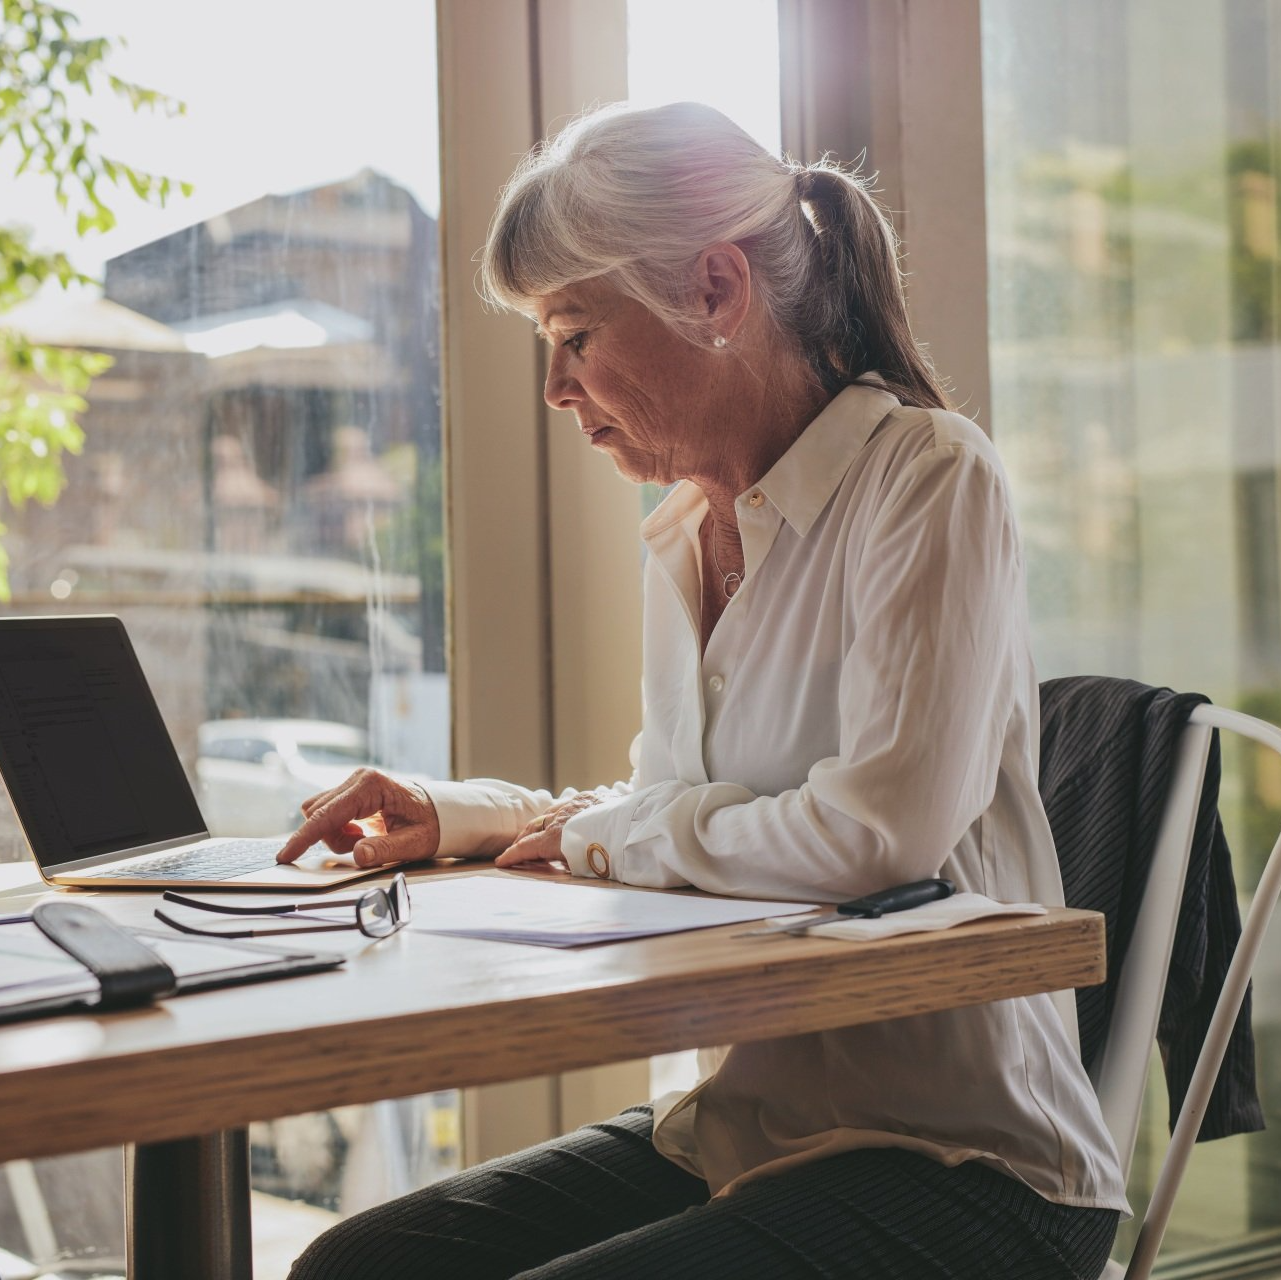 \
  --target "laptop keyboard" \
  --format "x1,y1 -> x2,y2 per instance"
93,838 -> 282,881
